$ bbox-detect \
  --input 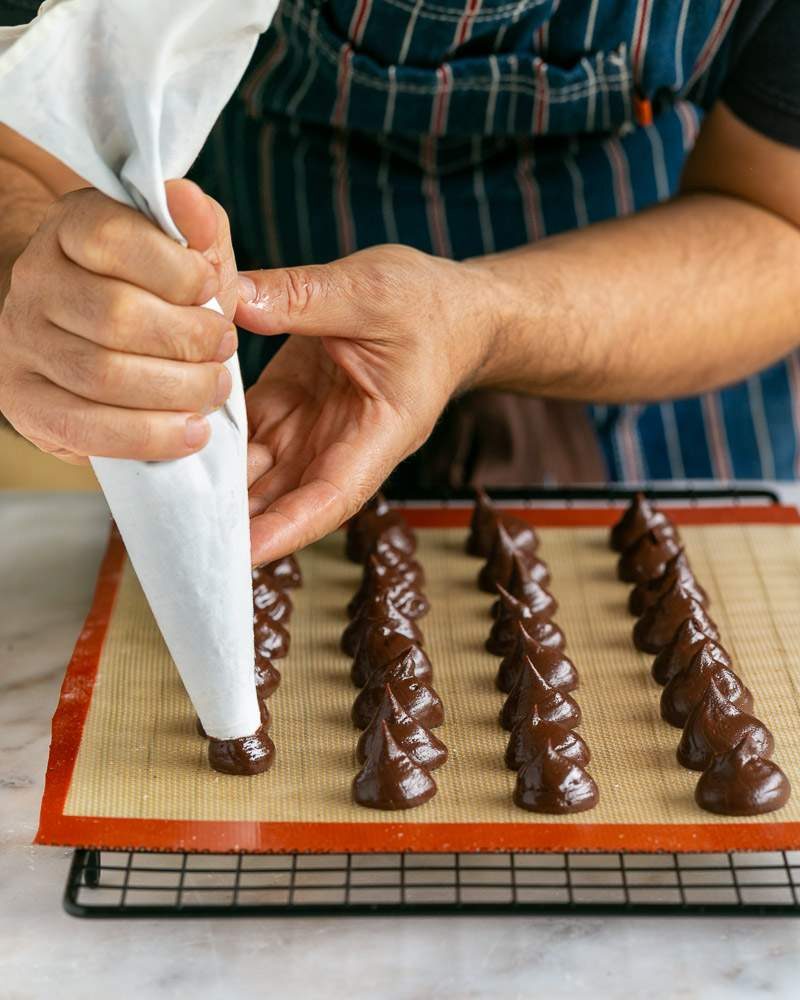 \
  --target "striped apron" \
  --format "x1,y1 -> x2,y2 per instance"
192,0 -> 800,482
